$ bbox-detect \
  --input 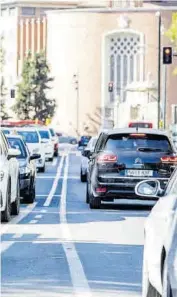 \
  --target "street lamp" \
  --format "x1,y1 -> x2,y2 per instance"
156,11 -> 162,129
73,72 -> 79,135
